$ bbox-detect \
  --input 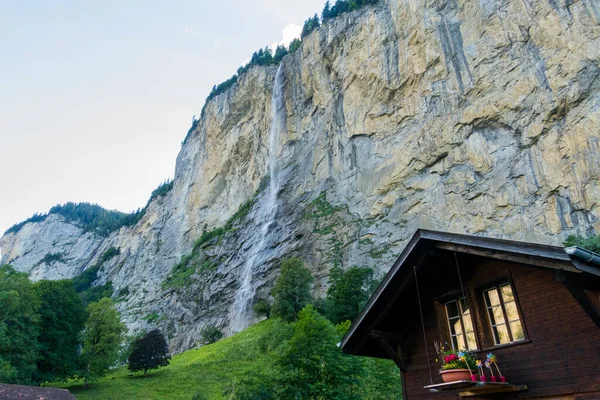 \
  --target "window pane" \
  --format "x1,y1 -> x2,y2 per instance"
501,284 -> 514,302
486,289 -> 501,307
451,335 -> 459,350
510,320 -> 525,341
504,300 -> 519,322
495,324 -> 510,344
466,332 -> 477,351
491,305 -> 505,325
446,301 -> 459,318
449,318 -> 462,336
